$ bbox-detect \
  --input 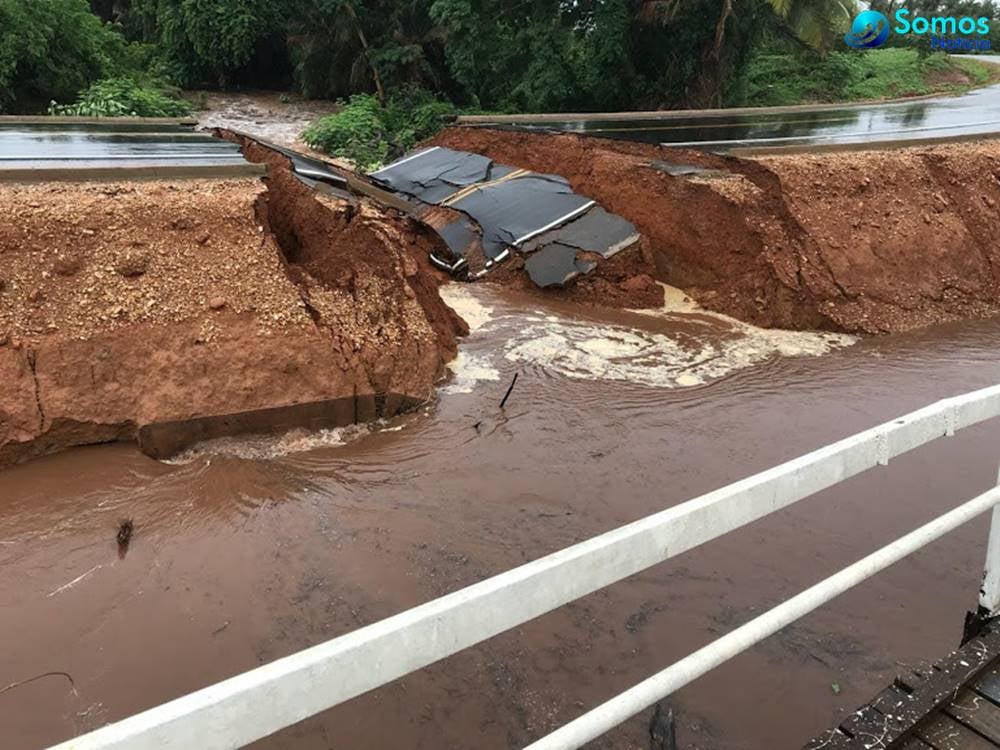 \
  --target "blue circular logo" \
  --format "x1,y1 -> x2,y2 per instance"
845,10 -> 891,48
